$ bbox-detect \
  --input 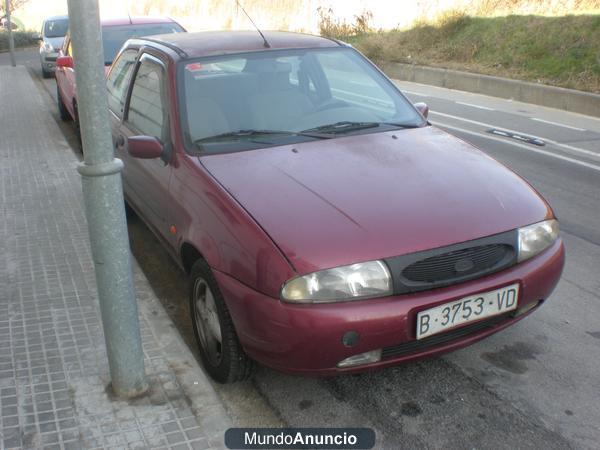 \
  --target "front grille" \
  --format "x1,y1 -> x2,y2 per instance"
402,244 -> 511,283
384,230 -> 518,294
381,313 -> 511,360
